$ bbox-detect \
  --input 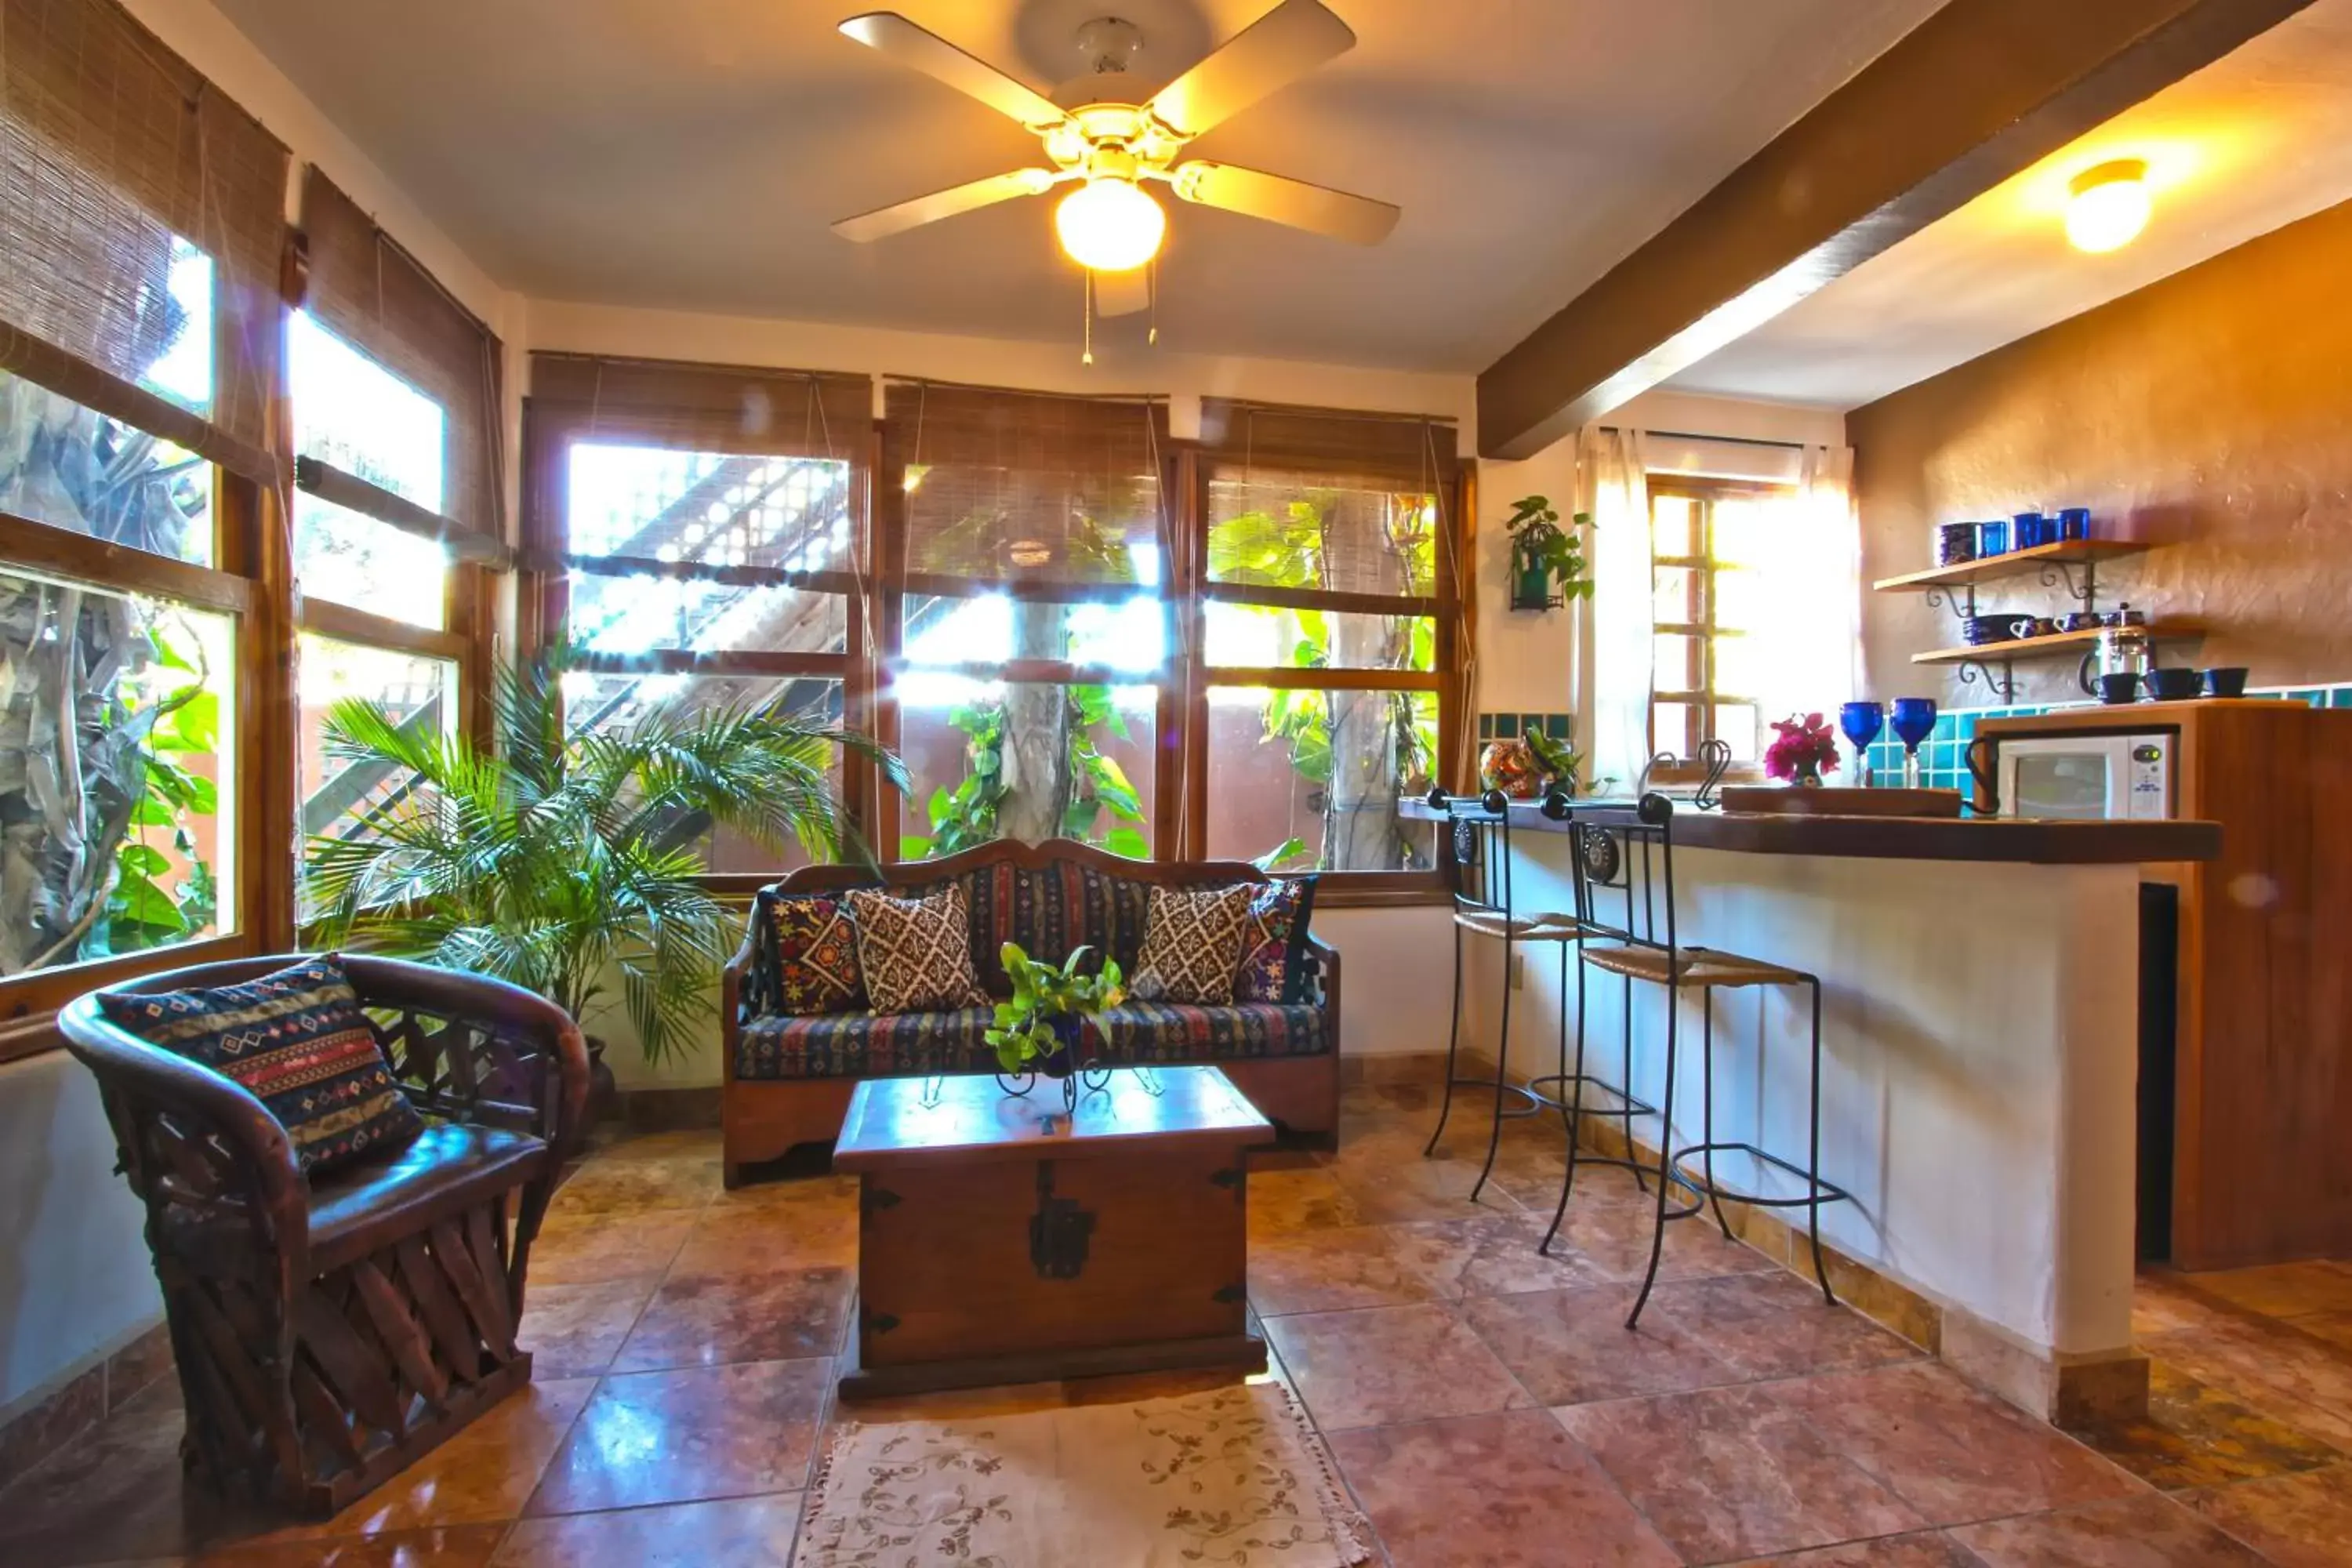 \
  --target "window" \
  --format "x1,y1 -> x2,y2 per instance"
526,354 -> 872,881
296,635 -> 456,921
0,0 -> 288,1011
882,380 -> 1170,863
289,311 -> 451,628
1647,479 -> 1789,767
523,371 -> 1470,896
1191,400 -> 1462,877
